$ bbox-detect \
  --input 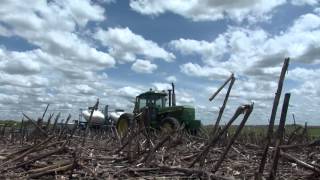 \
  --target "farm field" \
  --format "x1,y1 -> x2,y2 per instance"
1,1 -> 320,179
1,116 -> 320,179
